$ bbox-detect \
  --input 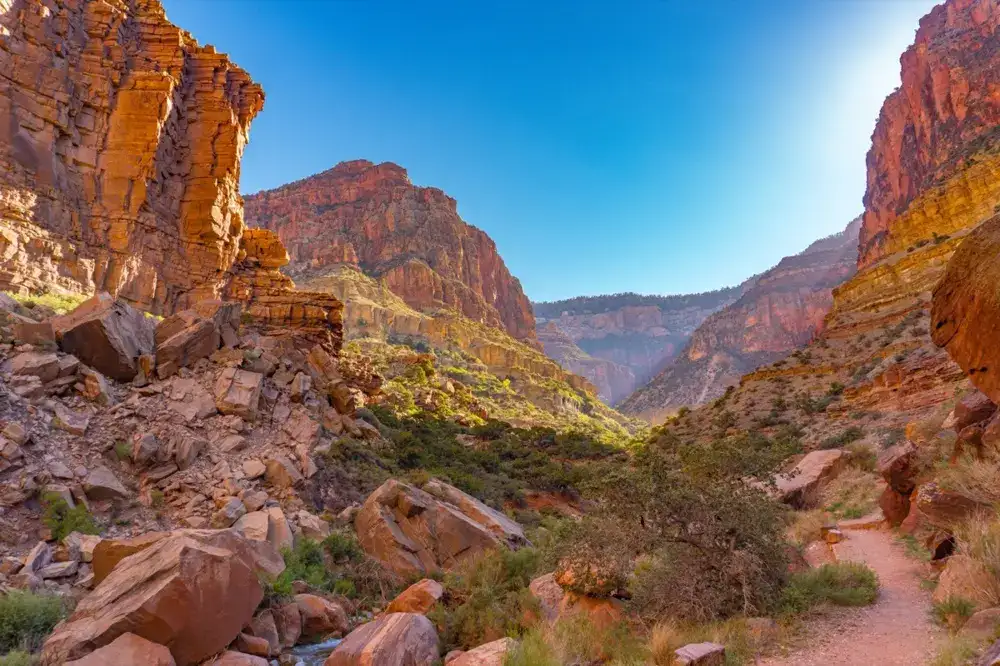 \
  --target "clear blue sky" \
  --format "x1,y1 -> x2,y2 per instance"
162,0 -> 936,302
